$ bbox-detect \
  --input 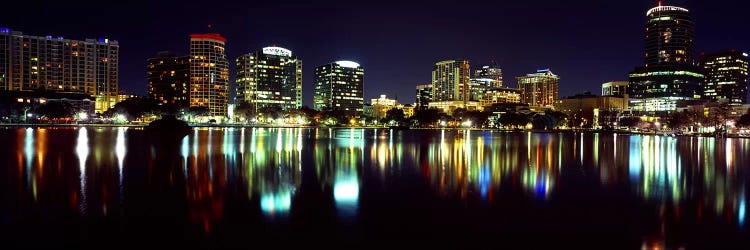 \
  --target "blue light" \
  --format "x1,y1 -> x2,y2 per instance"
45,35 -> 52,39
740,197 -> 746,227
98,38 -> 106,43
479,166 -> 490,200
0,28 -> 9,33
537,68 -> 550,73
